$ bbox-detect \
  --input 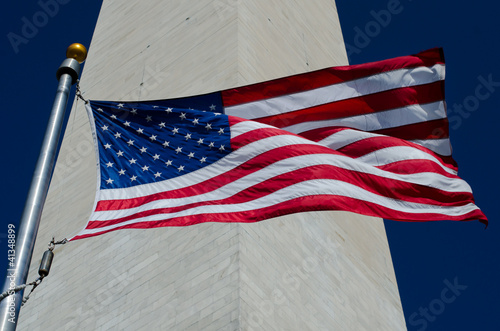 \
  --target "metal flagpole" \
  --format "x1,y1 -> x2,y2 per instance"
0,44 -> 87,331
